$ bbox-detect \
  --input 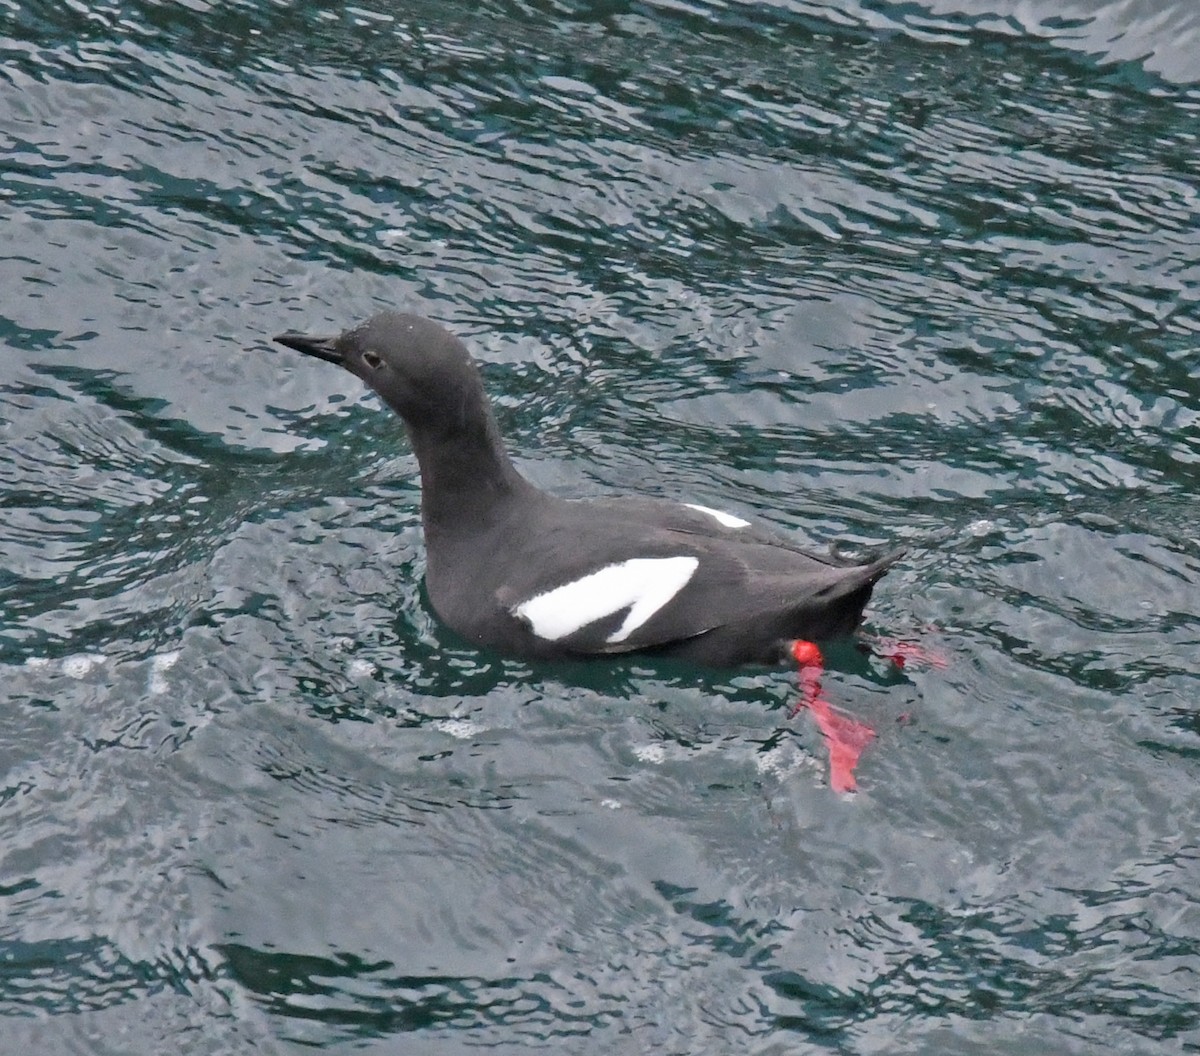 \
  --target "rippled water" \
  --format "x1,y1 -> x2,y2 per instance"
3,0 -> 1199,1052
